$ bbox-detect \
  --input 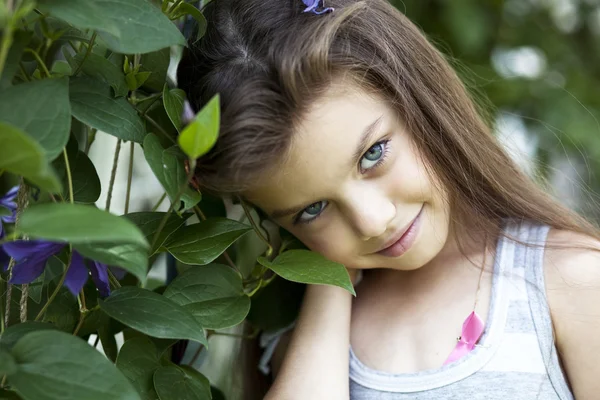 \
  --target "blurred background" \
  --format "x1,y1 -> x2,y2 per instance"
80,0 -> 600,398
396,0 -> 600,219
